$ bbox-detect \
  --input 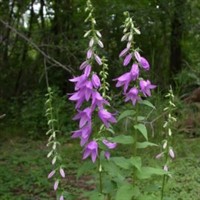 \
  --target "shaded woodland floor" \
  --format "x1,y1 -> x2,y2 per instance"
0,134 -> 200,200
